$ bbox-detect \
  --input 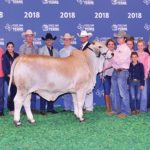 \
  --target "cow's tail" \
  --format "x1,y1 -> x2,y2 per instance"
8,56 -> 20,96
